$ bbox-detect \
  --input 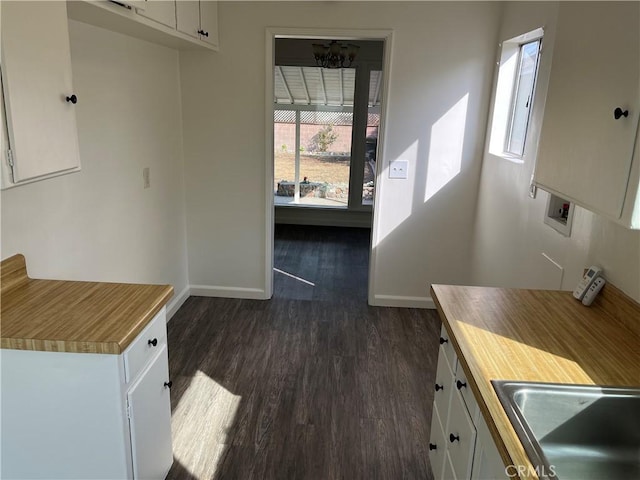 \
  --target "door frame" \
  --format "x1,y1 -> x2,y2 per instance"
264,27 -> 394,300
